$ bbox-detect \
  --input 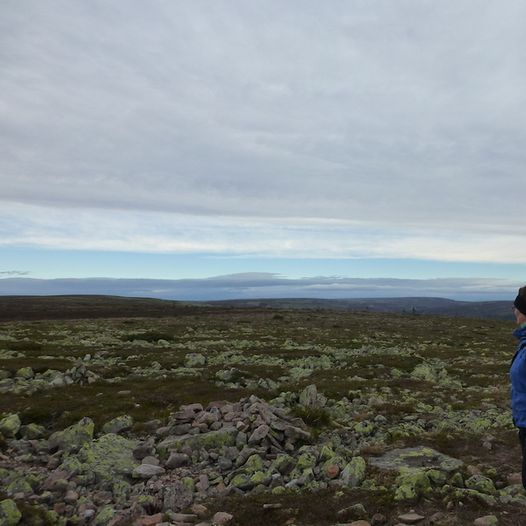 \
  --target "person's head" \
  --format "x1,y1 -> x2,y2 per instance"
514,286 -> 526,325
